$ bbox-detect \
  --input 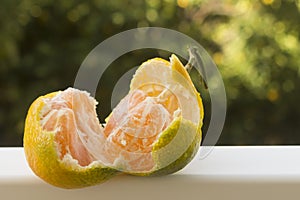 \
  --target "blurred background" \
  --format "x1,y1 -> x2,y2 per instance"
0,0 -> 300,146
